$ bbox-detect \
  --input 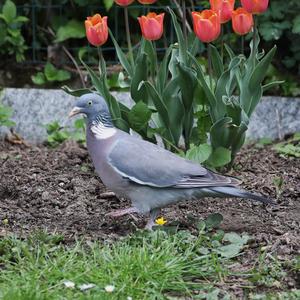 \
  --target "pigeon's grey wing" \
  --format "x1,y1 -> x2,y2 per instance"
108,136 -> 239,188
